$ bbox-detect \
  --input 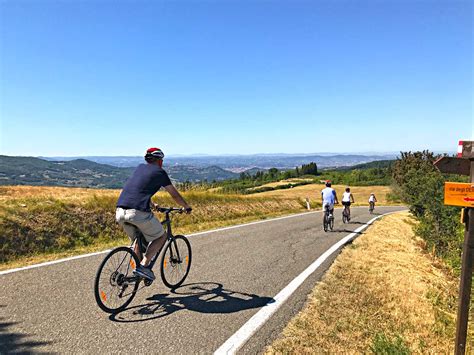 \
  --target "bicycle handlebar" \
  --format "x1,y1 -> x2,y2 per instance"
154,206 -> 192,214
